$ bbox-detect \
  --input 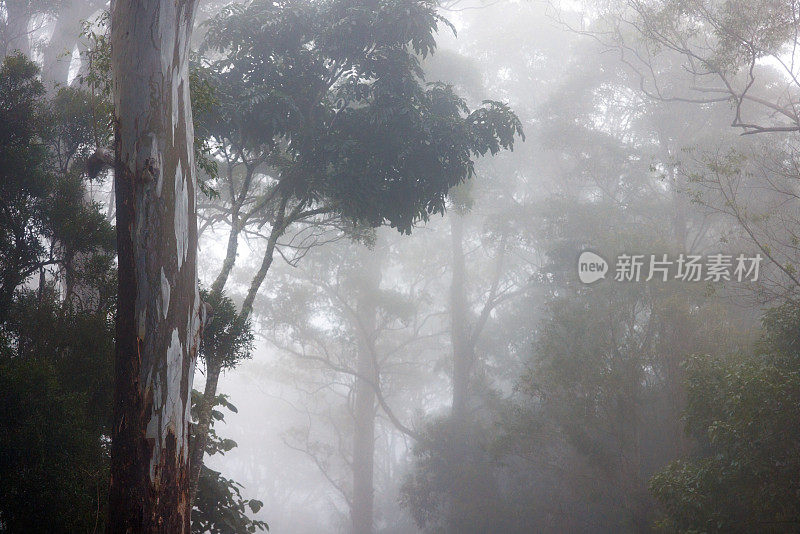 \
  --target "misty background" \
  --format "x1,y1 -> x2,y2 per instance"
2,0 -> 800,532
